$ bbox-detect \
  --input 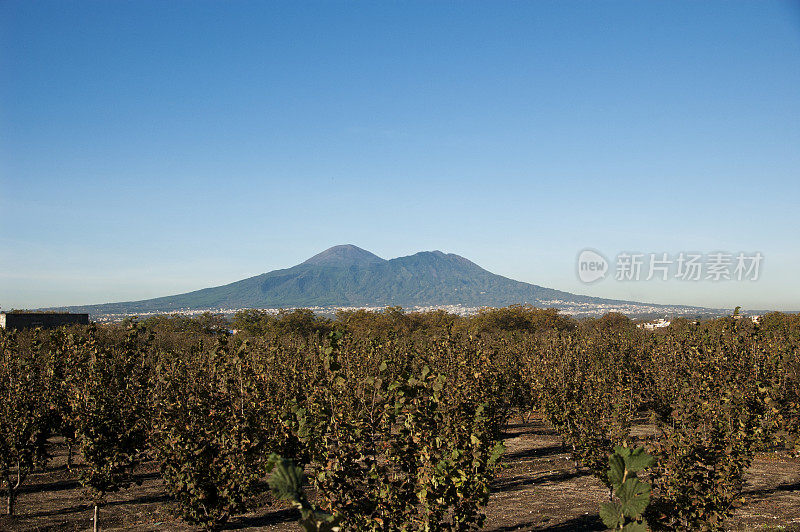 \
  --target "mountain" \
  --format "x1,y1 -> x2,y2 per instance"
51,245 -> 709,316
302,244 -> 386,268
